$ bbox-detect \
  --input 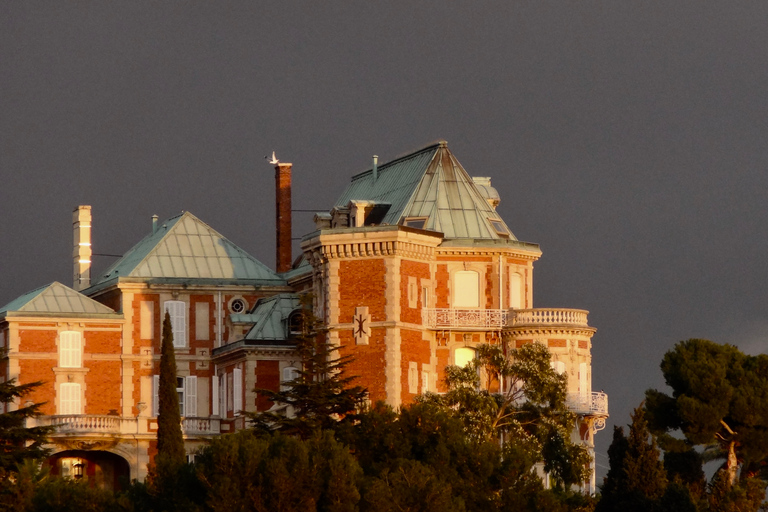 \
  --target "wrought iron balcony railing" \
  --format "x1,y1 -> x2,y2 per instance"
565,392 -> 608,416
422,308 -> 508,330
